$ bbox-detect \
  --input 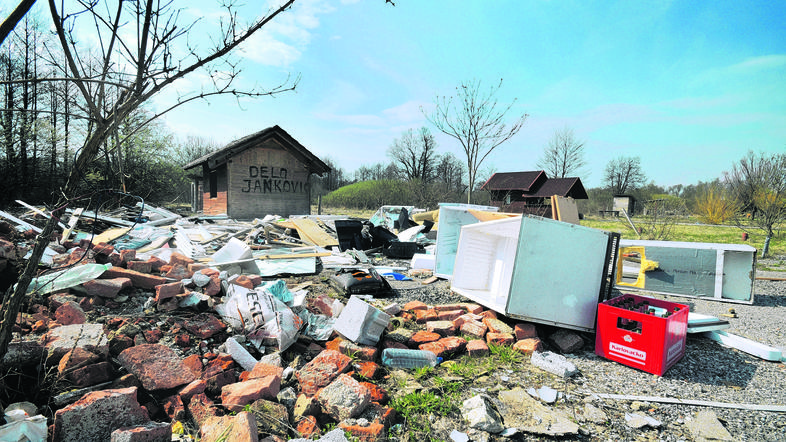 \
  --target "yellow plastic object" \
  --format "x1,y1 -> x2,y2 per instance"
616,246 -> 659,288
